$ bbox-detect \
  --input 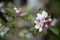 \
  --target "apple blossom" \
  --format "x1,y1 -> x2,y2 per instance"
34,10 -> 52,32
14,7 -> 25,16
